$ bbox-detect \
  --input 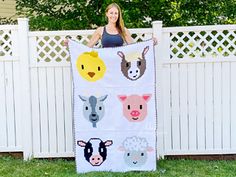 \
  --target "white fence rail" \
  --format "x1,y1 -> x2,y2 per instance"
0,18 -> 236,159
